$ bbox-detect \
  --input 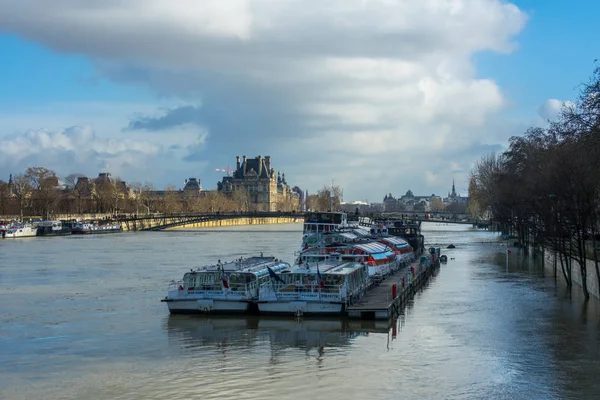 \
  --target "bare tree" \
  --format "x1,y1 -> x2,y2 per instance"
162,184 -> 183,214
232,188 -> 250,212
24,167 -> 59,219
0,180 -> 10,215
315,185 -> 343,211
11,173 -> 32,219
